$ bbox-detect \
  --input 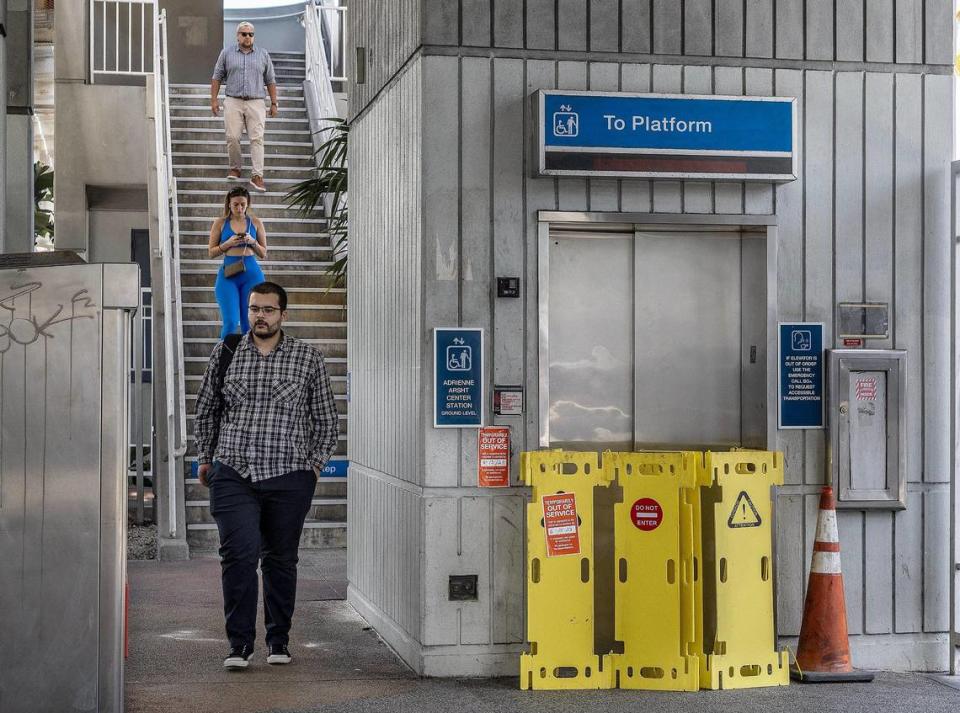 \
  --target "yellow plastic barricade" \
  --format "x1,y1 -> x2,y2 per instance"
604,451 -> 701,691
698,450 -> 789,690
520,450 -> 613,690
